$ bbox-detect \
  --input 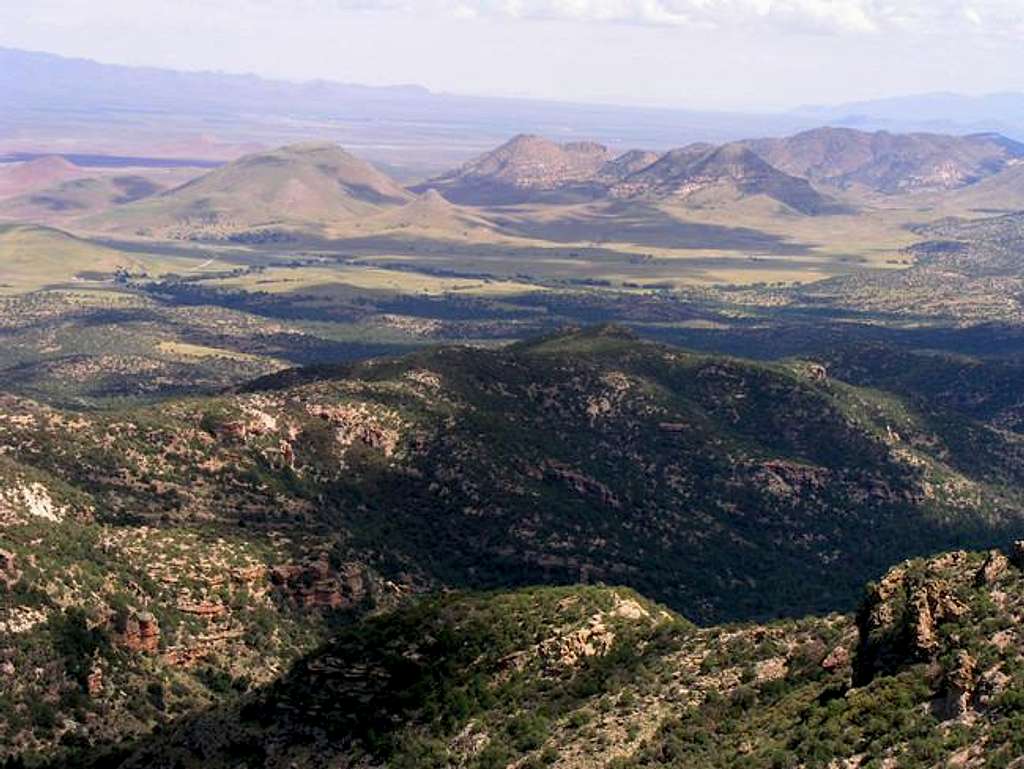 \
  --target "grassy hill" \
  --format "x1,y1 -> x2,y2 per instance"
0,157 -> 89,199
0,175 -> 166,224
0,223 -> 152,292
93,142 -> 413,240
